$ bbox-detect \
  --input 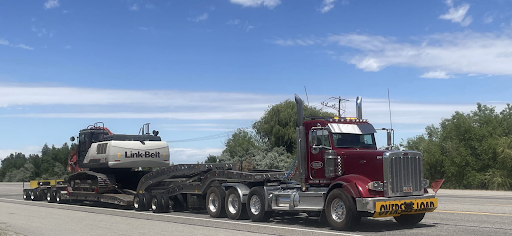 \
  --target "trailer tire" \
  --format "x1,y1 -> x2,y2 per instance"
393,213 -> 425,226
325,189 -> 360,231
55,190 -> 65,204
30,189 -> 38,201
170,195 -> 186,212
46,190 -> 56,203
151,195 -> 169,213
134,193 -> 146,211
142,192 -> 152,211
225,188 -> 247,220
23,190 -> 30,201
247,187 -> 272,222
206,187 -> 226,218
